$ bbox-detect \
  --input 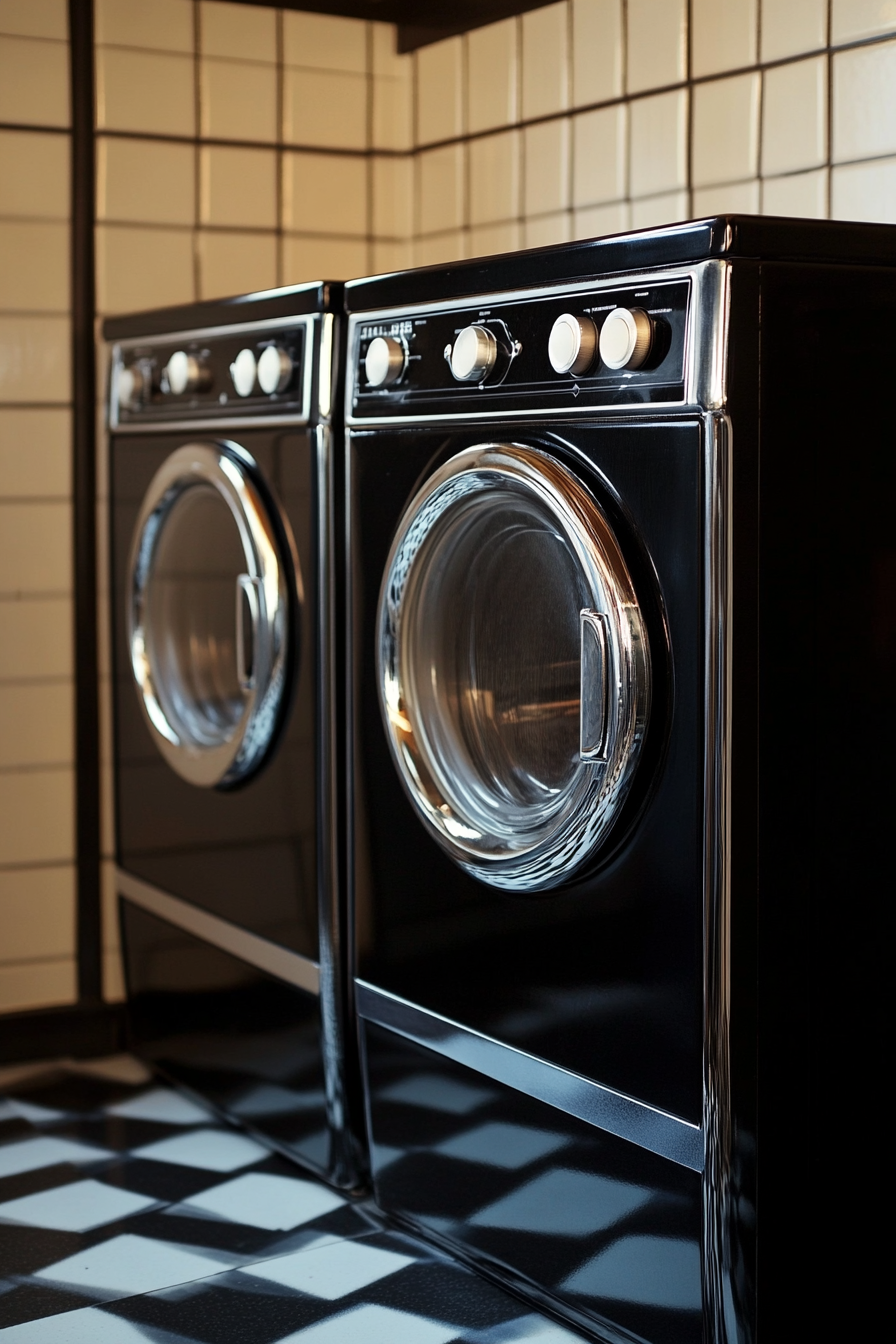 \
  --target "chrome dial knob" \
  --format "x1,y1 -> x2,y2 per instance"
449,324 -> 497,382
257,345 -> 293,395
166,351 -> 211,396
231,348 -> 257,397
598,307 -> 654,371
117,364 -> 144,410
365,335 -> 405,388
548,313 -> 598,375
